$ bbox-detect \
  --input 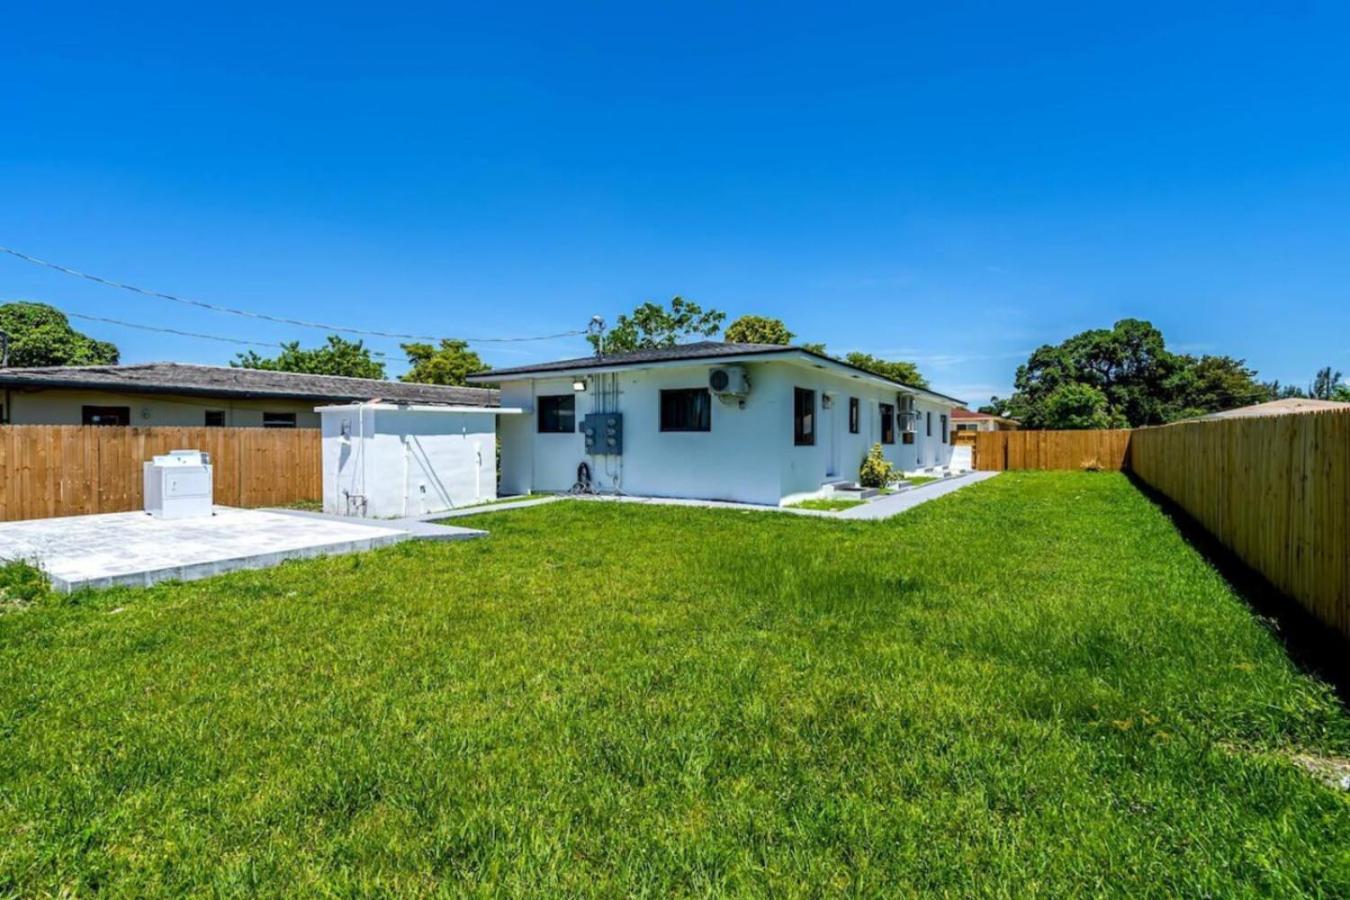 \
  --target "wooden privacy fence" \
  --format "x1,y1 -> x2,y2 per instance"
973,429 -> 1132,472
1131,411 -> 1350,639
0,425 -> 321,522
